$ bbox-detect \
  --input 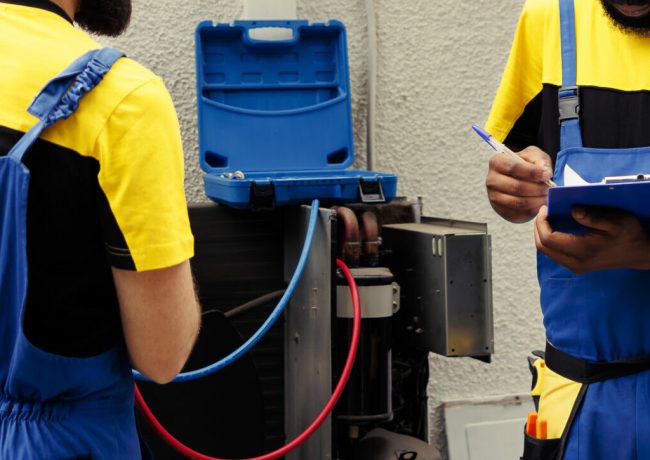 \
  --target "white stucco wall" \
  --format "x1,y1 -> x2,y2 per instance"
105,0 -> 546,457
